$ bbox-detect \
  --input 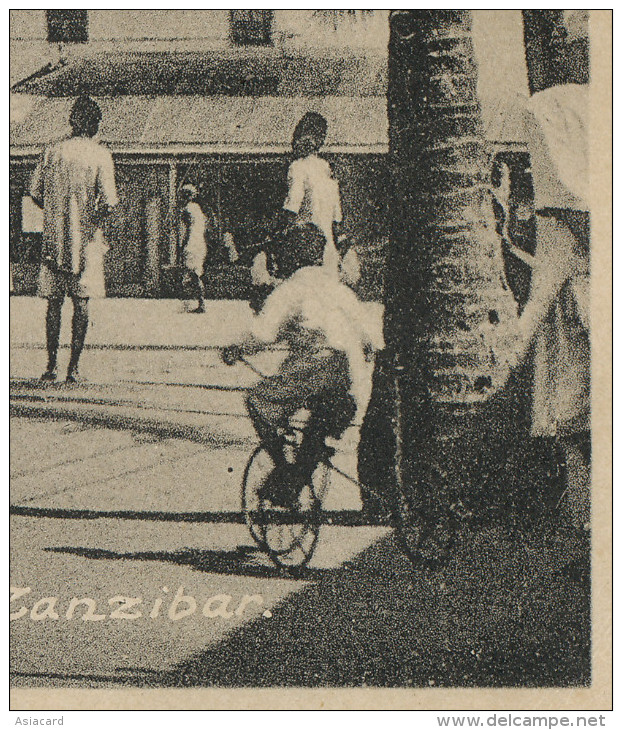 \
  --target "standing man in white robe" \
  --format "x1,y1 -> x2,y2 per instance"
30,95 -> 118,384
